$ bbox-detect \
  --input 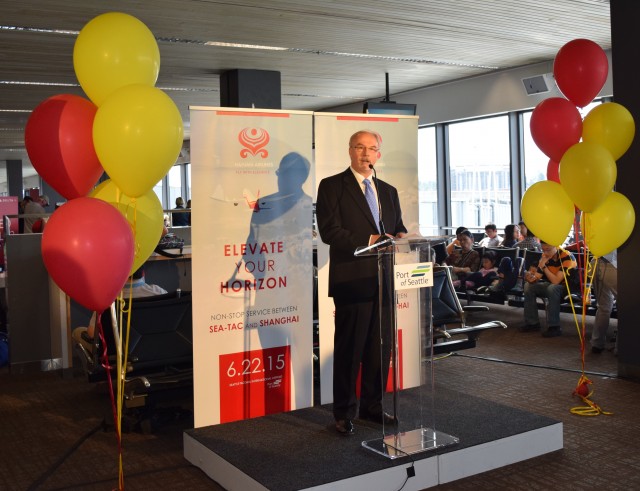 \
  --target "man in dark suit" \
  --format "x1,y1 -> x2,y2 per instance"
316,130 -> 407,435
